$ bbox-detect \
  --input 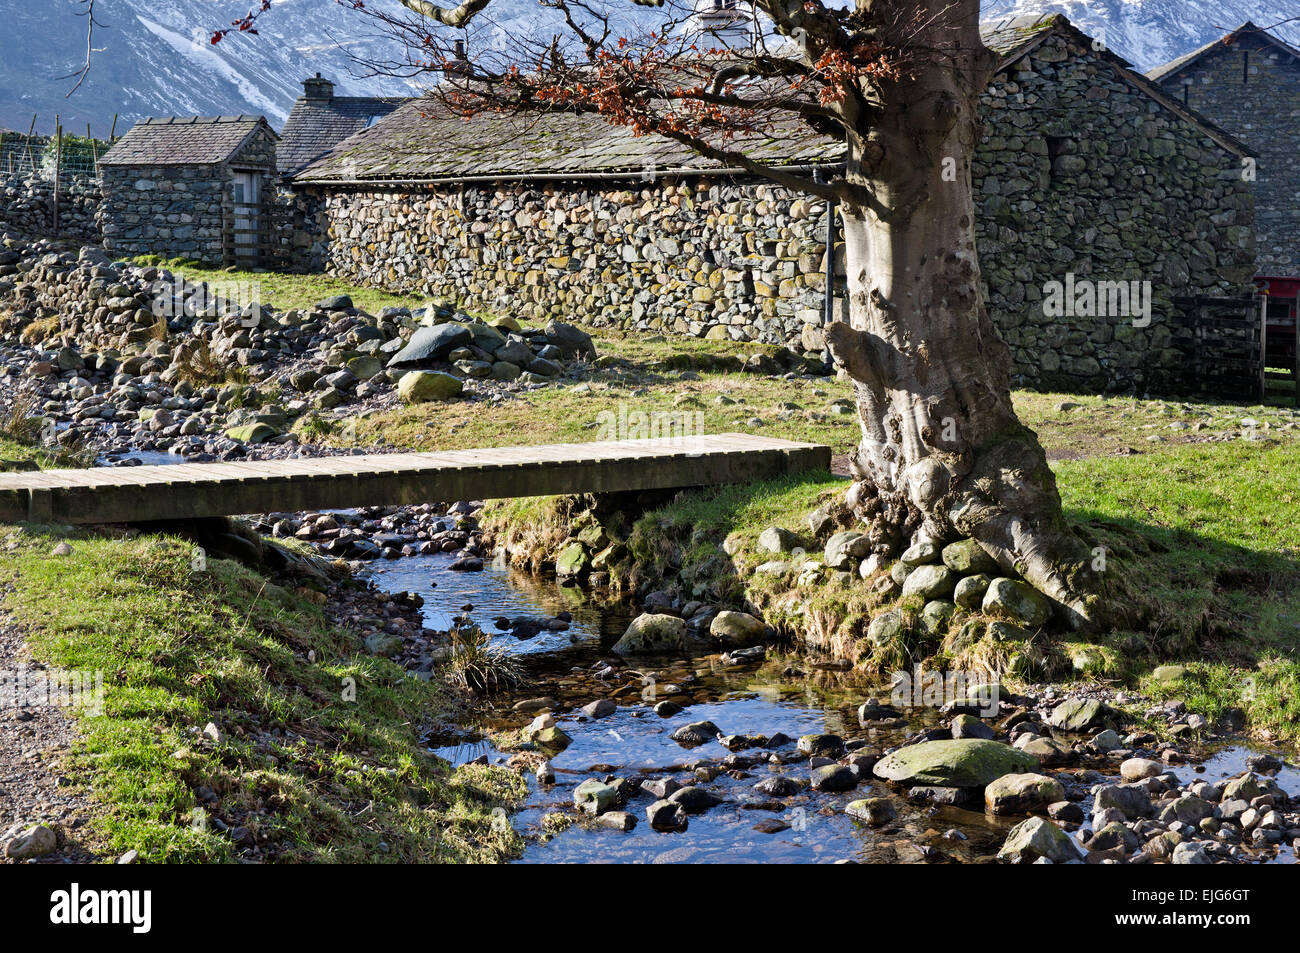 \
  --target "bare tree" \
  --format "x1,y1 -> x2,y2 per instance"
308,0 -> 1120,626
